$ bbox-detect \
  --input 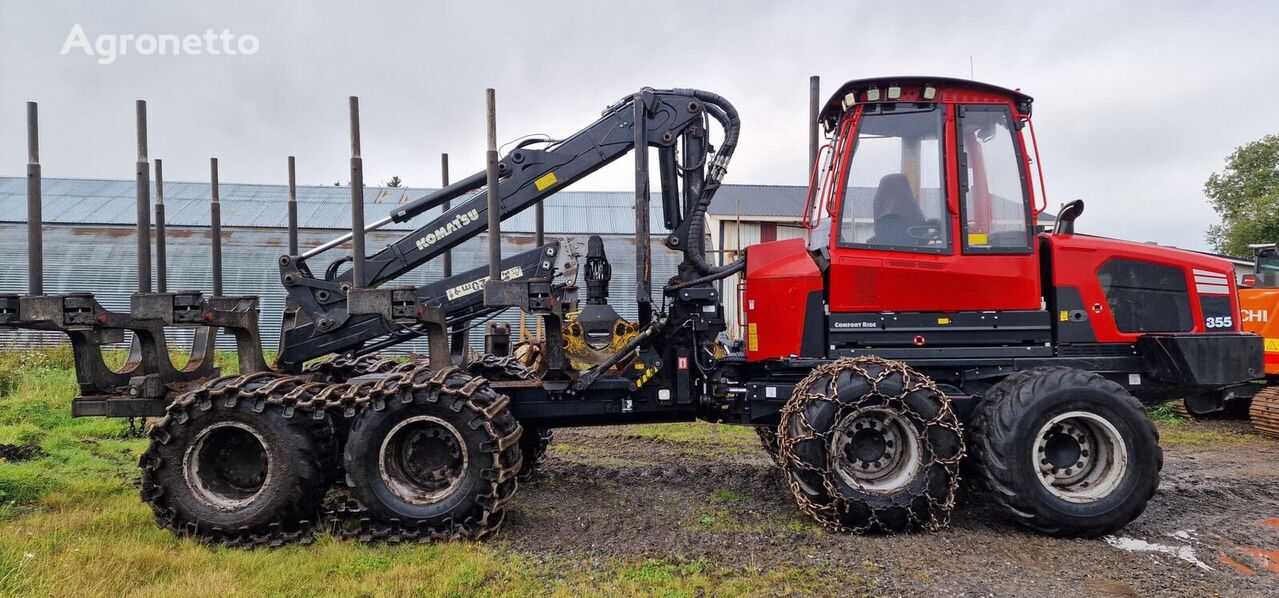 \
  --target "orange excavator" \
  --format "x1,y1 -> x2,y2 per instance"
1239,243 -> 1279,436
